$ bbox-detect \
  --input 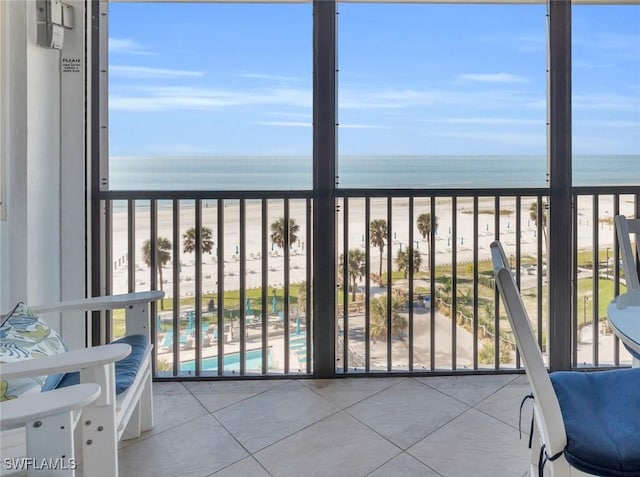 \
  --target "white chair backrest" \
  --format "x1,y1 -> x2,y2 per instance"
615,215 -> 640,293
490,241 -> 567,457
